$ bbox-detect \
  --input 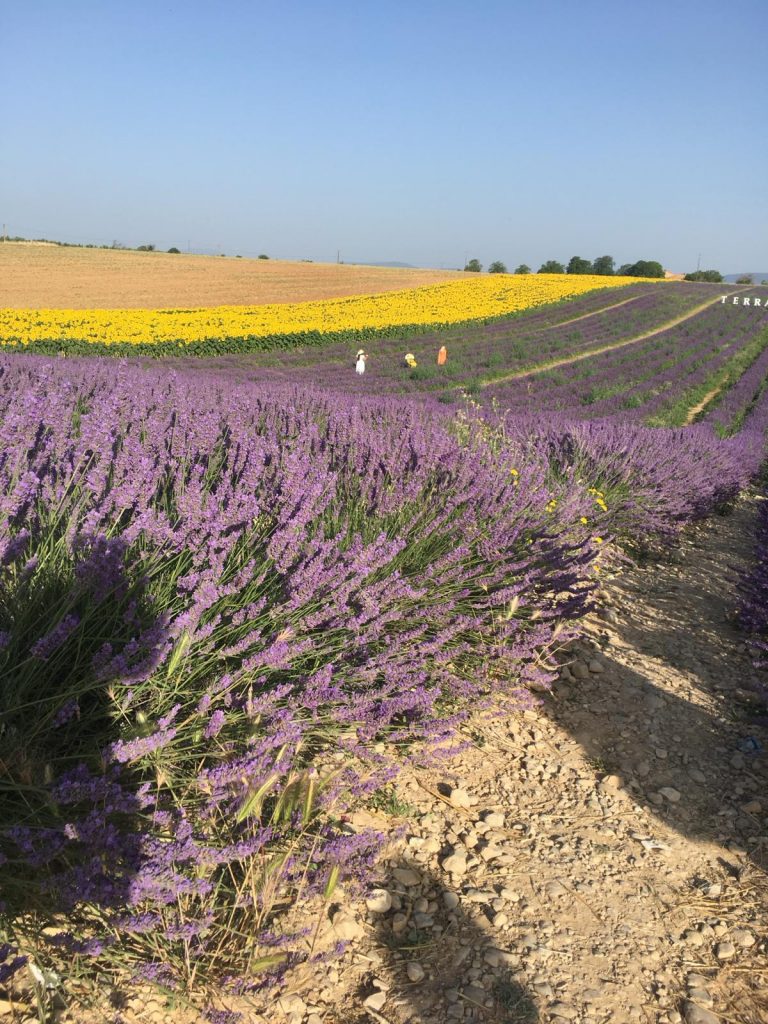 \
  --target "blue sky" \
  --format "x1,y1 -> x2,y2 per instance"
2,0 -> 766,272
